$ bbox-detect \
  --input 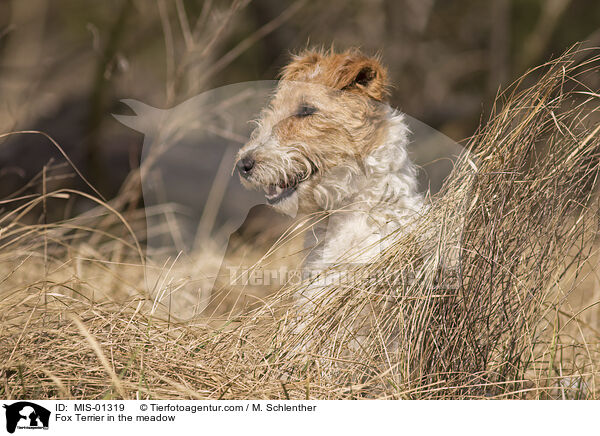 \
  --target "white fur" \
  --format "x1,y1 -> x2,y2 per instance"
303,109 -> 423,285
